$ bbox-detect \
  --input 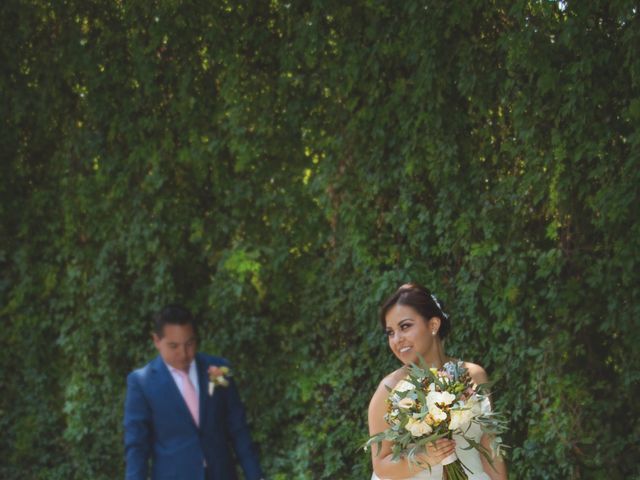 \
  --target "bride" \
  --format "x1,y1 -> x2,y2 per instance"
369,283 -> 508,480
